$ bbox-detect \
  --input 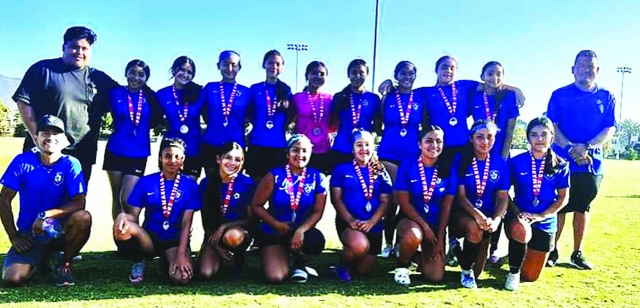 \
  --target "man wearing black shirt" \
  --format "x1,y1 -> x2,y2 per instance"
13,26 -> 118,184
